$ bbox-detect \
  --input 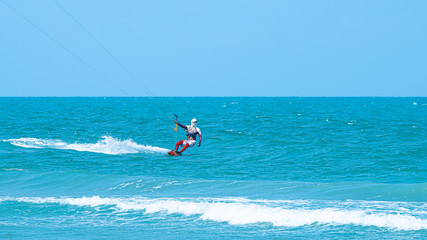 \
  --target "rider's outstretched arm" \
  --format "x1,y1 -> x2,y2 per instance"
177,122 -> 188,130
